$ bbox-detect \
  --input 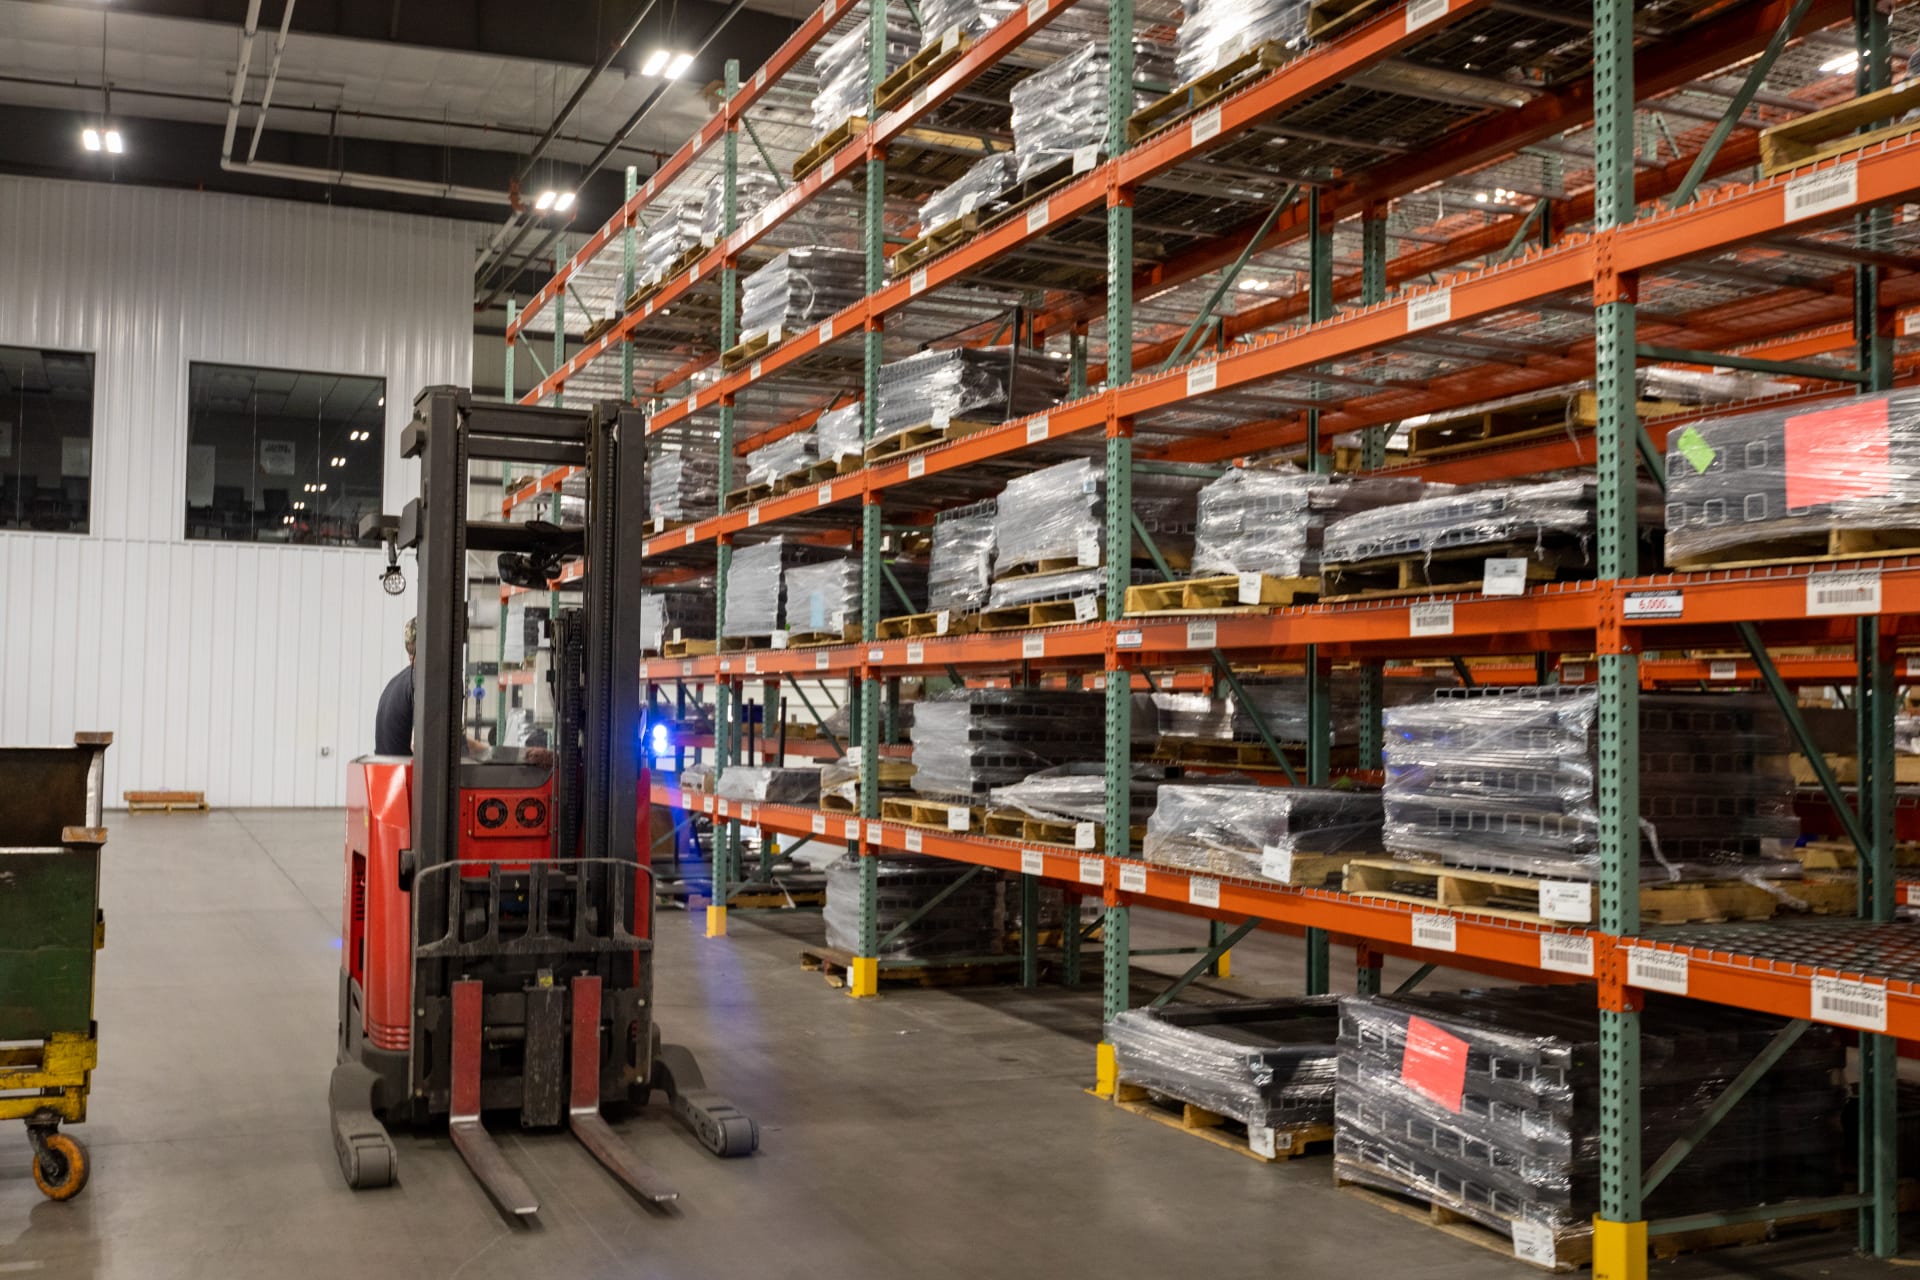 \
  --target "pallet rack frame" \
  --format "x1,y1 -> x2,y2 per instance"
496,0 -> 1920,1271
